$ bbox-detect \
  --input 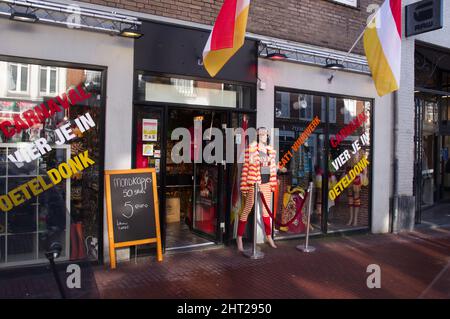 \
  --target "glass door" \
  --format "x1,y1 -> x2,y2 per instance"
192,111 -> 227,241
